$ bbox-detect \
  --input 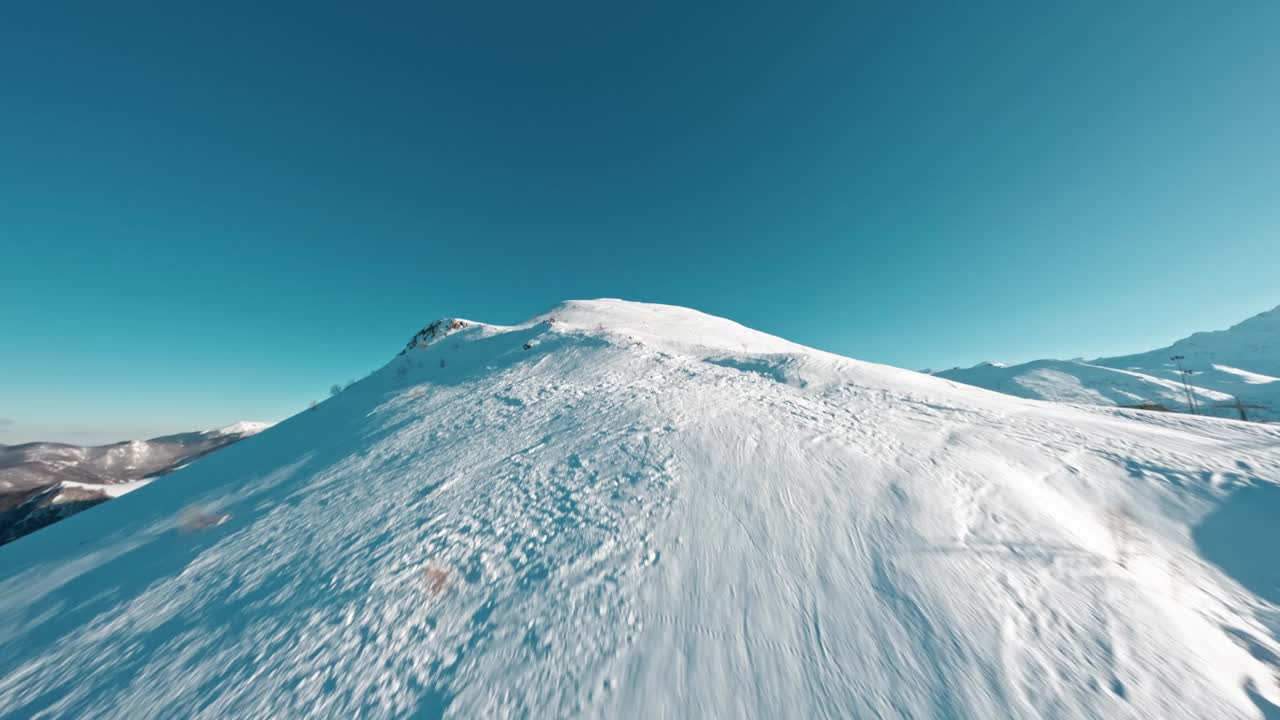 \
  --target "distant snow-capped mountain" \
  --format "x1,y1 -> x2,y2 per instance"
0,422 -> 272,545
936,305 -> 1280,421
